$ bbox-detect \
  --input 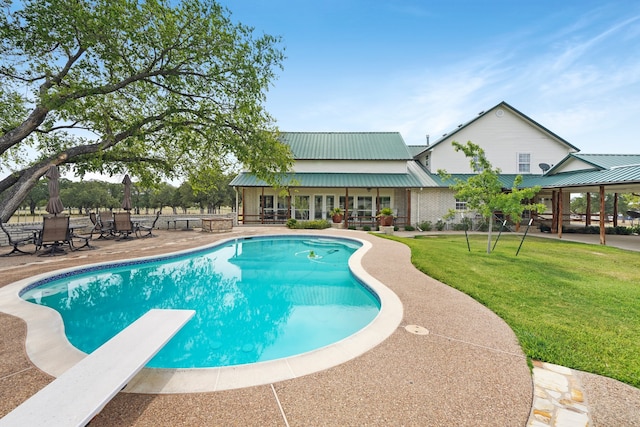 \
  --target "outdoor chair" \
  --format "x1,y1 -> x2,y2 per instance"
90,212 -> 113,239
70,220 -> 95,251
0,222 -> 36,256
135,211 -> 161,238
36,215 -> 72,256
113,212 -> 134,240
